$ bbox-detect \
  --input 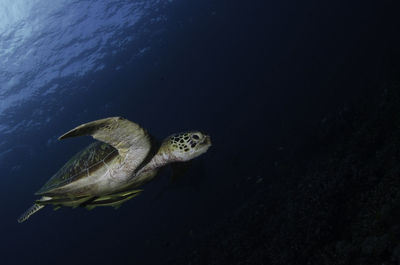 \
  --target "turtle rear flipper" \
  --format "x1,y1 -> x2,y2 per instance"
18,204 -> 45,223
